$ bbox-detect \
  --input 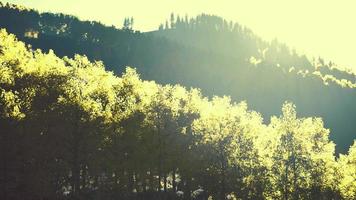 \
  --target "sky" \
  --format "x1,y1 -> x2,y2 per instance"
3,0 -> 356,72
